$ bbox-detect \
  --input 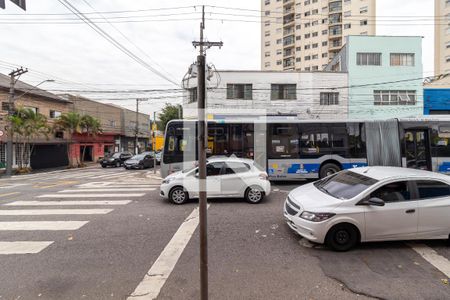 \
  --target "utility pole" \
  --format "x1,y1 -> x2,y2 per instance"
192,5 -> 223,300
5,67 -> 28,177
135,98 -> 148,155
153,111 -> 156,174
